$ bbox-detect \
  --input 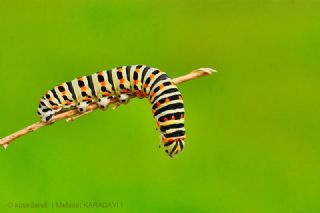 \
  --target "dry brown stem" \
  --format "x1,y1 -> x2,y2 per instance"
0,68 -> 216,149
